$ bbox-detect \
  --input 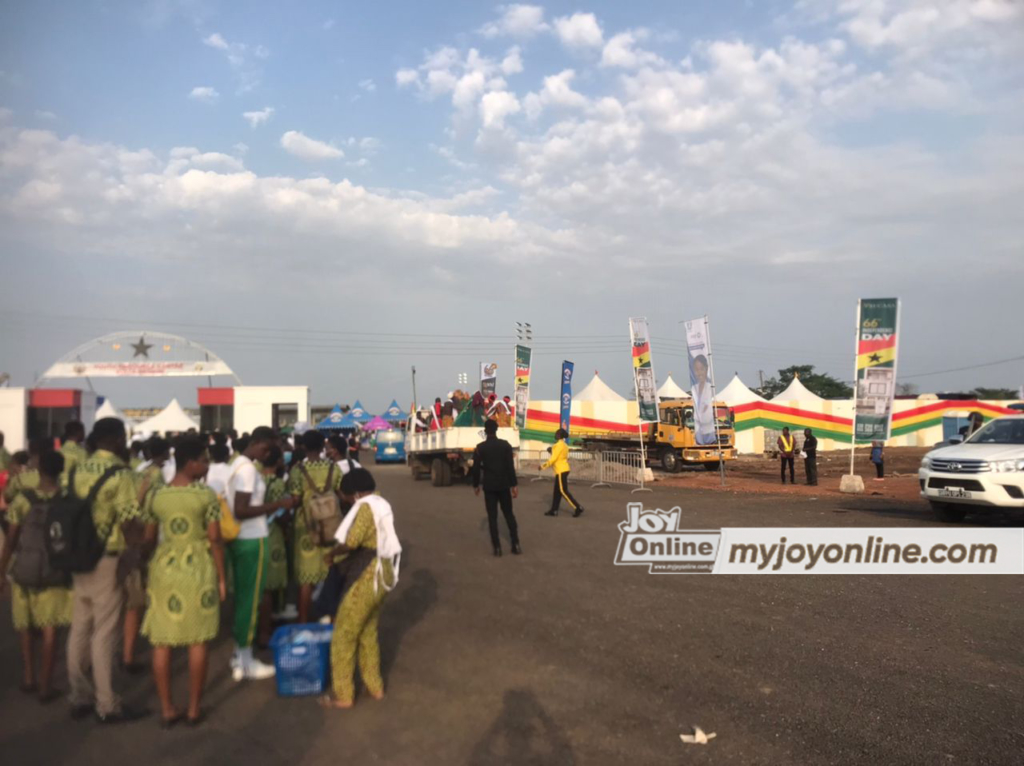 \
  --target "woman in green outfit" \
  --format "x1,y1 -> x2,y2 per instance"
288,430 -> 343,623
257,446 -> 290,646
320,468 -> 402,710
141,436 -> 227,728
0,450 -> 72,703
